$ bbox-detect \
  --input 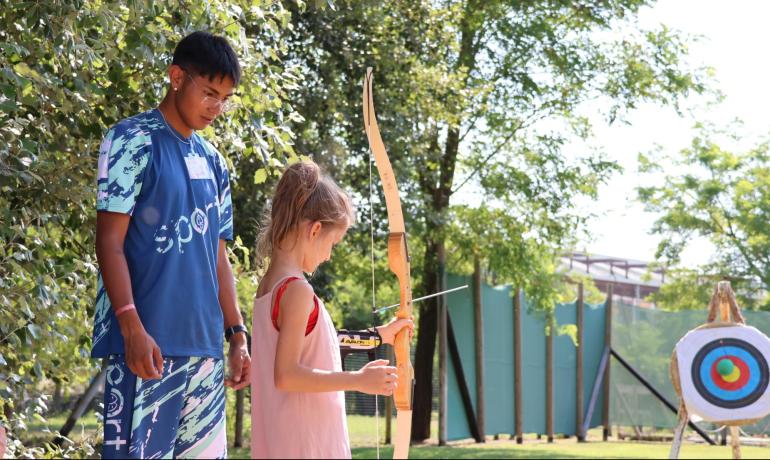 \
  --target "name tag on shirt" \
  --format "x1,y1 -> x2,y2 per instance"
185,156 -> 213,180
